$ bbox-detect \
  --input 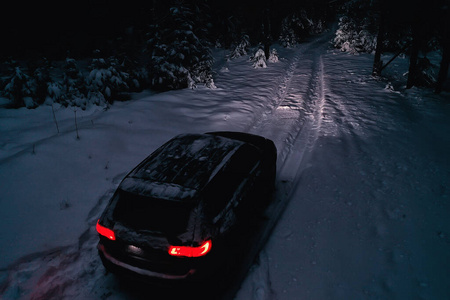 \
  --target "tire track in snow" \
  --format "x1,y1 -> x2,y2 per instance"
245,52 -> 302,132
277,53 -> 325,181
243,37 -> 330,300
